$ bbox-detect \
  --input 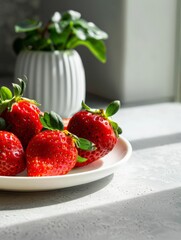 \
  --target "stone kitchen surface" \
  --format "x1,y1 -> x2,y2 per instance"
0,102 -> 181,240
